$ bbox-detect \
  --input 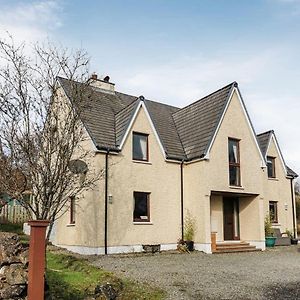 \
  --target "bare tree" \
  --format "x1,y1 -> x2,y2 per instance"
0,35 -> 101,238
